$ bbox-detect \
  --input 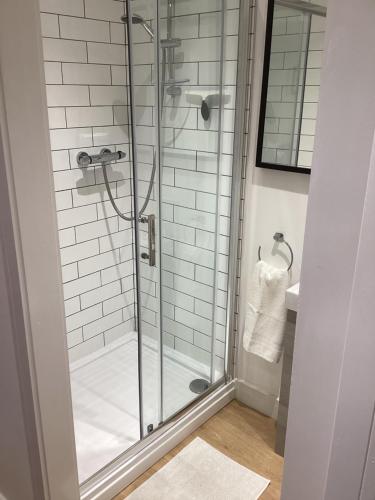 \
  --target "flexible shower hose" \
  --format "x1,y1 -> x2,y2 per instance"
102,154 -> 157,222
